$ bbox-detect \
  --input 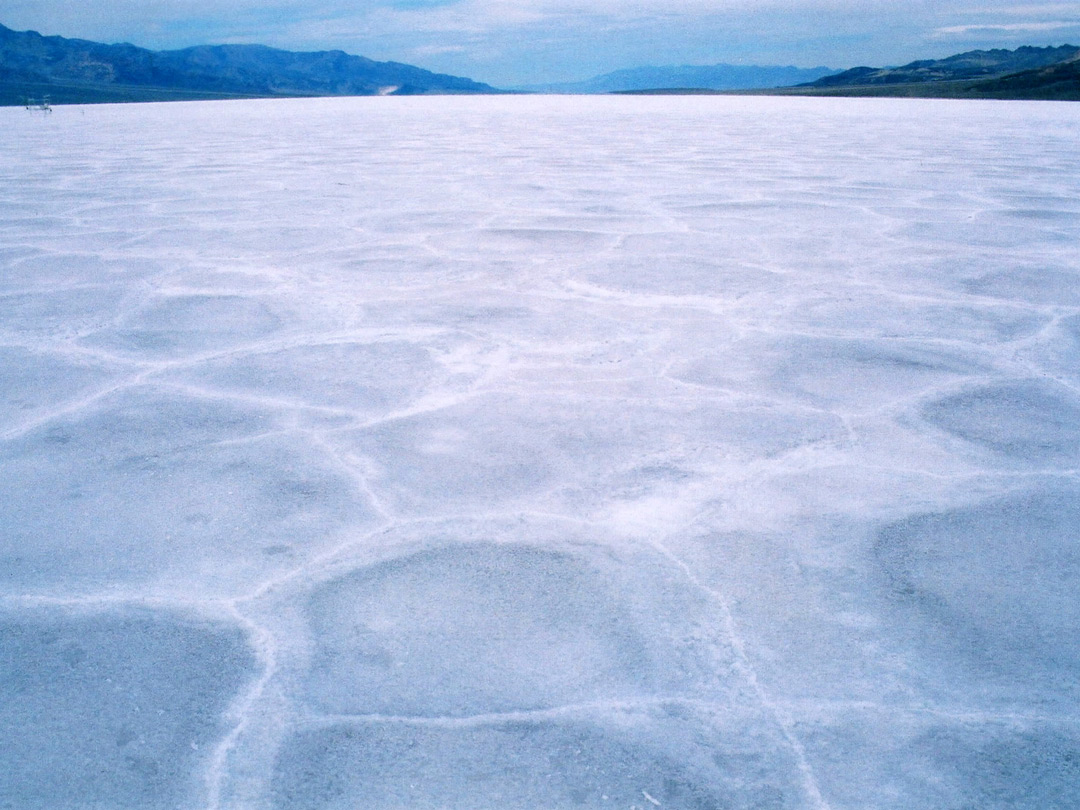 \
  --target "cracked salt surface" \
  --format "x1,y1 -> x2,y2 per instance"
1,95 -> 1079,809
